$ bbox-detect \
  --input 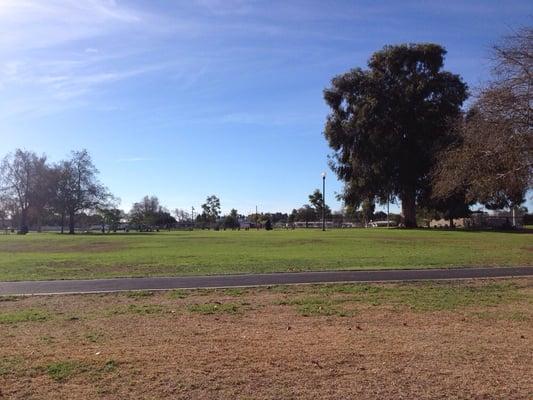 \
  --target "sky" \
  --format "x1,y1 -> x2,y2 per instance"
0,0 -> 531,215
